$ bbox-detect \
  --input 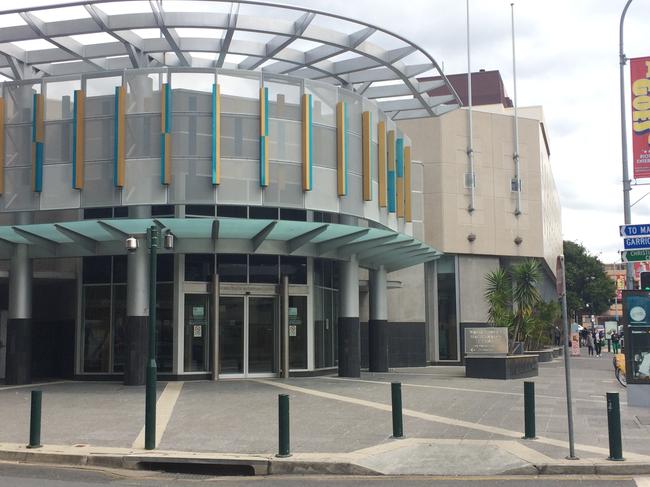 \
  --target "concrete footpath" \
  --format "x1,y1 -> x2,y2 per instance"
0,350 -> 649,477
